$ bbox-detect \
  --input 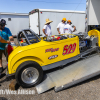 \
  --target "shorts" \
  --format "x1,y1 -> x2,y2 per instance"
0,49 -> 5,59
